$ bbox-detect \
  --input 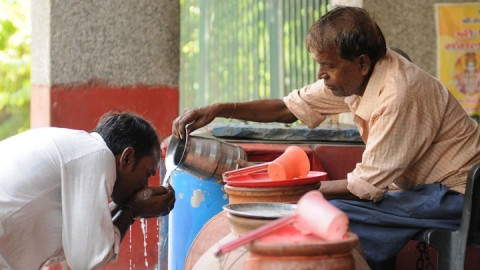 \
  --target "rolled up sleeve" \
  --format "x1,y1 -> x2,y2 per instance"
347,172 -> 386,202
283,80 -> 349,128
